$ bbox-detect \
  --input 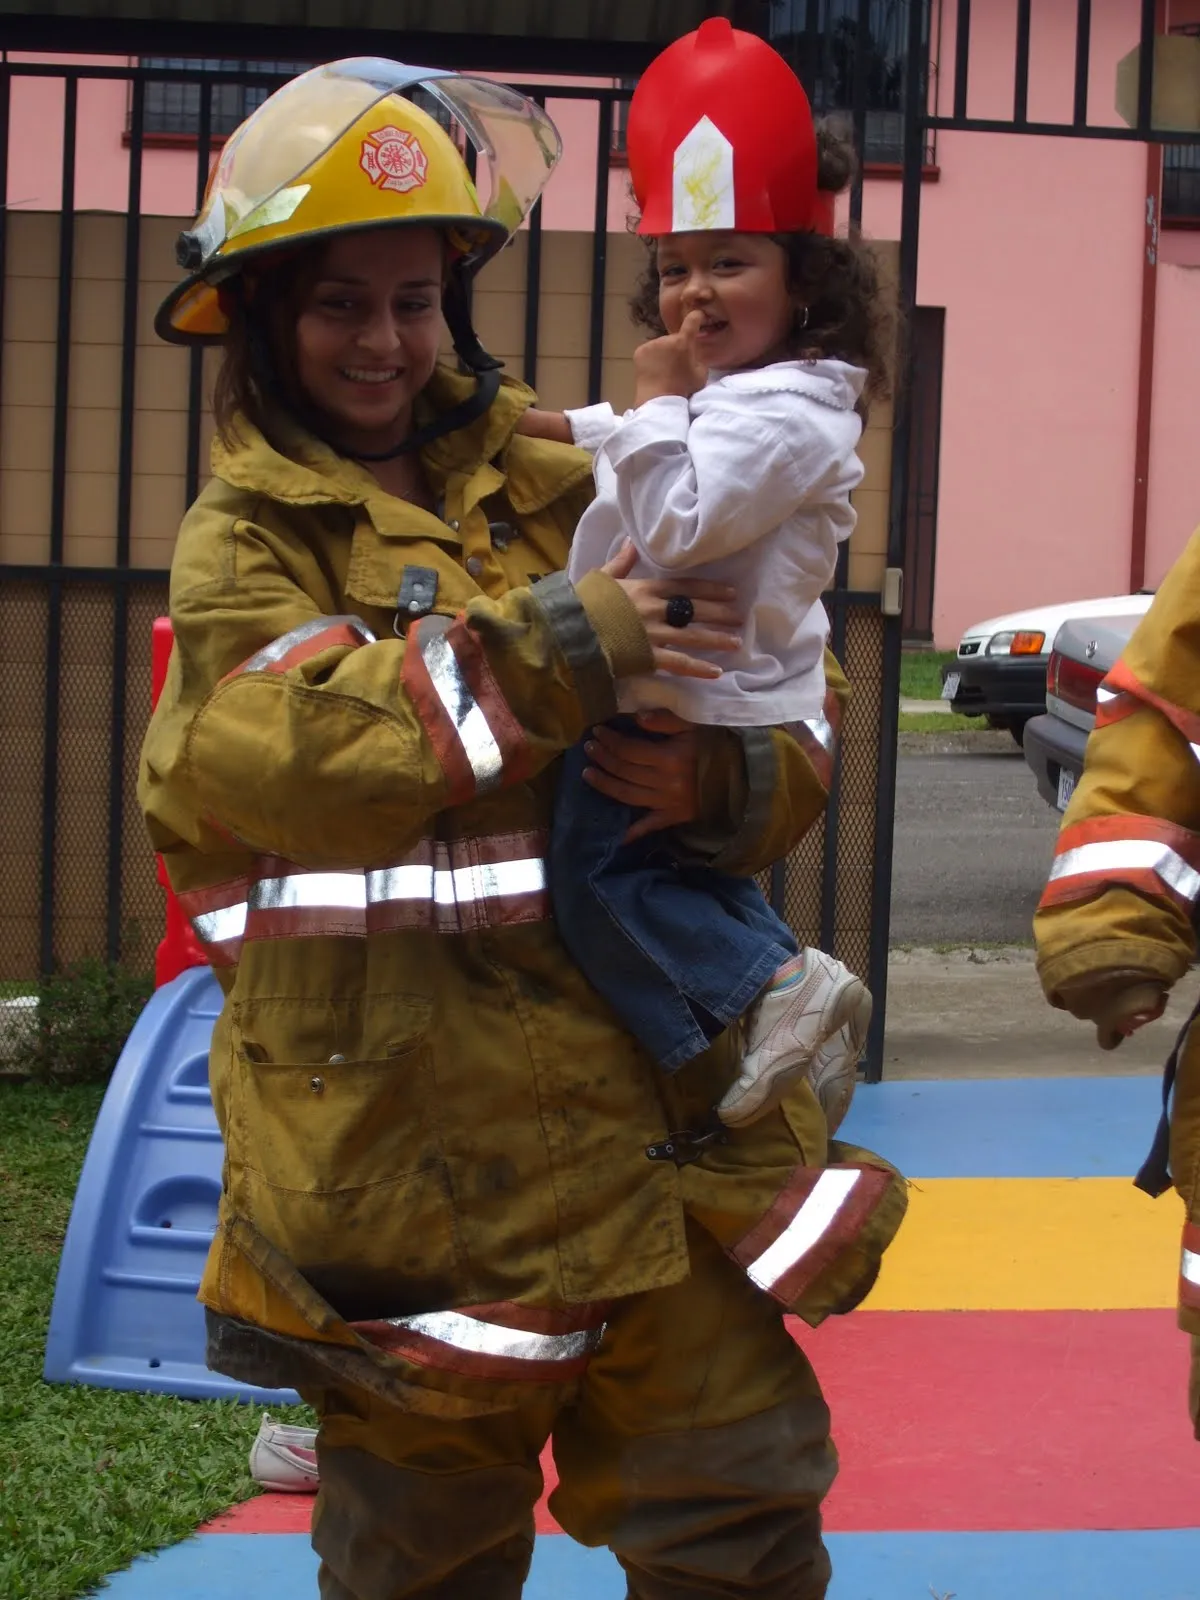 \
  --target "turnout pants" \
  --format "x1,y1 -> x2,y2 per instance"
300,1225 -> 838,1599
